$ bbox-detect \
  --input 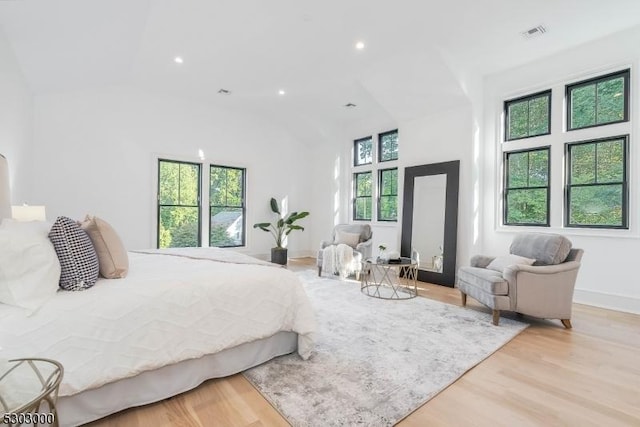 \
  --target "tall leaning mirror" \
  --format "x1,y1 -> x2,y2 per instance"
400,160 -> 460,286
